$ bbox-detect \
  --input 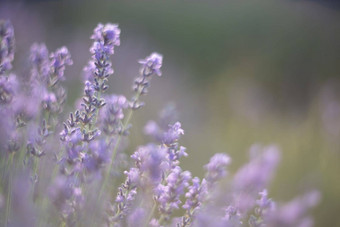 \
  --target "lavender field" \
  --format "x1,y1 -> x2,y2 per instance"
0,1 -> 340,227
